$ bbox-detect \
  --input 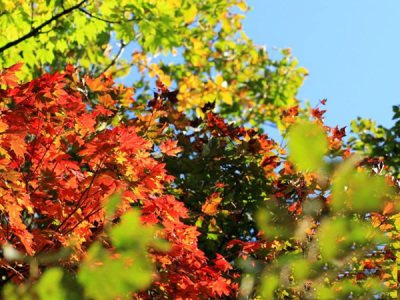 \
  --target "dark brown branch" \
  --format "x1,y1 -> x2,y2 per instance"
101,40 -> 126,74
56,155 -> 107,232
63,205 -> 103,235
78,8 -> 137,24
0,0 -> 87,54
